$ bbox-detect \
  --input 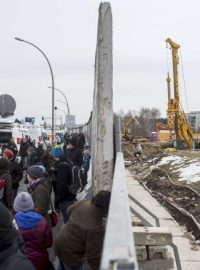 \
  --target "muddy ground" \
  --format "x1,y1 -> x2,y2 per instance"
123,141 -> 200,239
